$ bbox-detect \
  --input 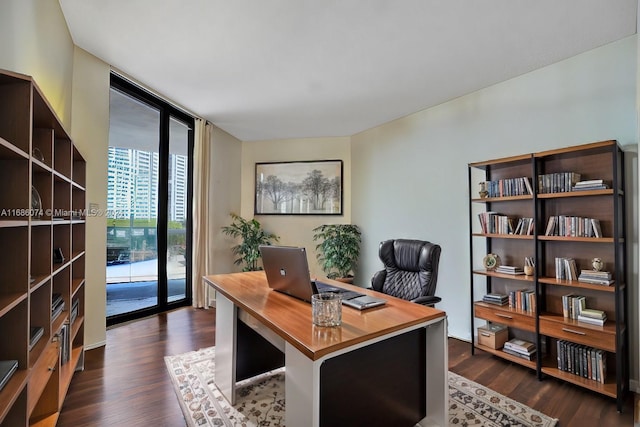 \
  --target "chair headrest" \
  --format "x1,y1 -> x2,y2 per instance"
379,239 -> 439,272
